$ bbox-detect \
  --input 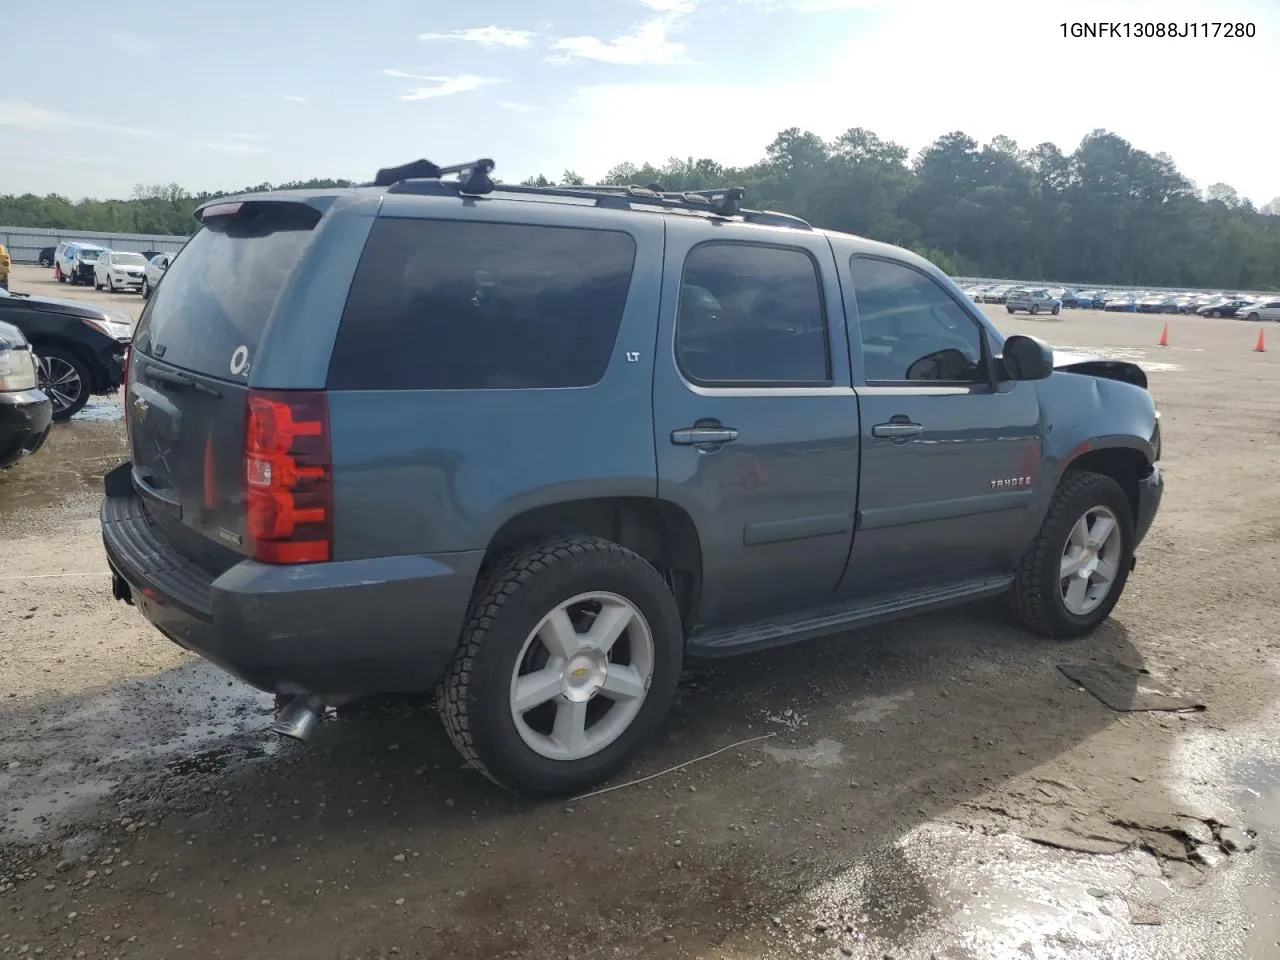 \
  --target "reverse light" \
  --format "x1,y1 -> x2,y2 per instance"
244,390 -> 333,564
